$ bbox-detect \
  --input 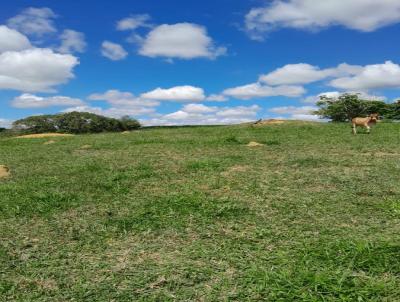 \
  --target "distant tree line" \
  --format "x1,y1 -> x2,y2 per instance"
12,112 -> 141,134
315,93 -> 400,122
